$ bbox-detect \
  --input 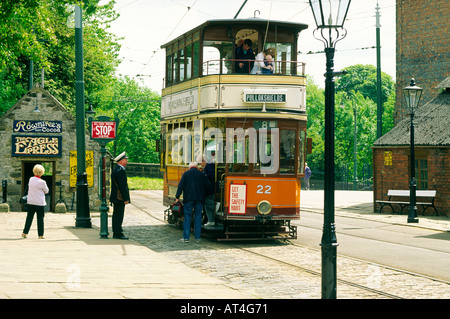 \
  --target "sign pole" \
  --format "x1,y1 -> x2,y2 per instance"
98,142 -> 109,238
89,116 -> 119,238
